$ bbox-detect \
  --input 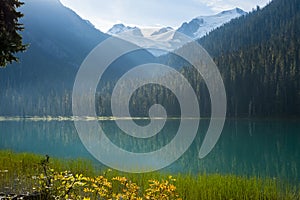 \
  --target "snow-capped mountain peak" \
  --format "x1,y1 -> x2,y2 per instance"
106,8 -> 246,56
107,23 -> 142,35
106,26 -> 189,56
177,8 -> 246,38
151,27 -> 174,36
